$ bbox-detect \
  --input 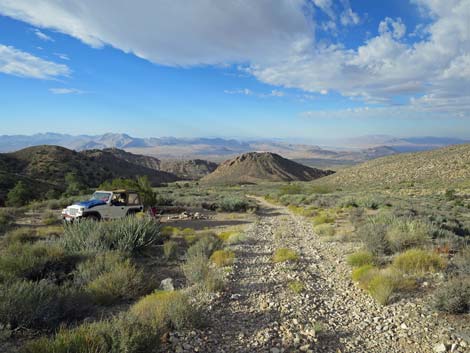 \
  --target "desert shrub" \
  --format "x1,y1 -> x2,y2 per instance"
6,181 -> 34,207
3,227 -> 39,244
452,248 -> 470,276
73,252 -> 124,286
0,280 -> 61,329
358,196 -> 380,210
86,260 -> 145,305
386,218 -> 431,252
0,242 -> 74,282
358,220 -> 391,257
161,225 -> 179,238
61,220 -> 107,254
130,290 -> 200,331
105,217 -> 161,254
433,277 -> 470,314
62,217 -> 161,255
0,209 -> 14,235
278,184 -> 303,196
186,233 -> 221,259
163,240 -> 178,260
226,232 -> 247,245
279,194 -> 306,206
218,230 -> 237,242
312,212 -> 335,226
314,223 -> 335,237
36,225 -> 63,237
349,207 -> 365,226
347,251 -> 375,267
273,248 -> 299,263
23,315 -> 159,353
210,250 -> 235,267
288,205 -> 315,217
392,249 -> 446,274
309,184 -> 334,194
217,196 -> 250,212
181,252 -> 224,291
42,211 -> 58,225
288,280 -> 305,294
339,197 -> 359,208
351,265 -> 378,289
368,271 -> 397,305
